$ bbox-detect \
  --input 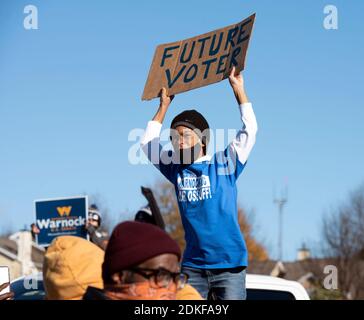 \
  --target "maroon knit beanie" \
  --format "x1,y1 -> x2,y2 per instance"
102,221 -> 181,284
